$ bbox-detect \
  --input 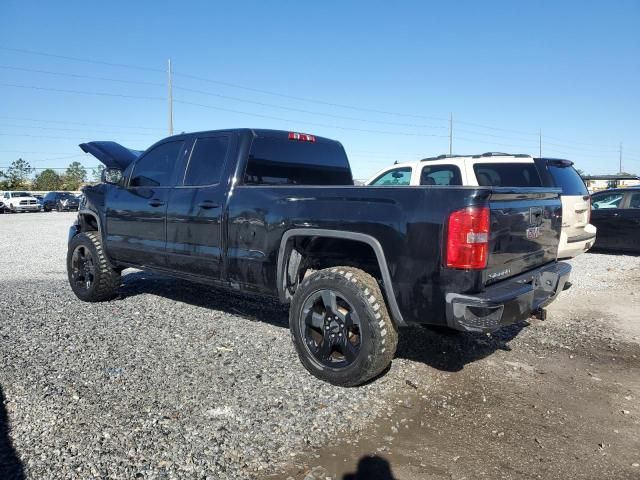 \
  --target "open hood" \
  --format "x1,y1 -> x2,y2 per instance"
79,141 -> 143,170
